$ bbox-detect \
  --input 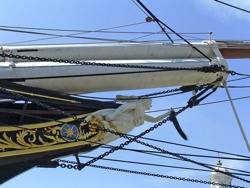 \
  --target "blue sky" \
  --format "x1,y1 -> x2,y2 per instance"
0,0 -> 250,188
